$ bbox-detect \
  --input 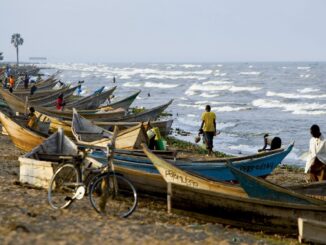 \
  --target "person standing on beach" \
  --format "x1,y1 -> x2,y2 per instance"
305,124 -> 326,182
199,105 -> 216,156
113,76 -> 116,83
23,74 -> 29,89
